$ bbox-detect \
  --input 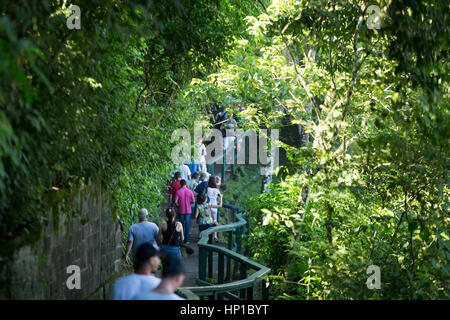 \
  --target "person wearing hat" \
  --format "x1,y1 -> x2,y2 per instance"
132,255 -> 186,300
124,208 -> 159,264
112,243 -> 162,300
